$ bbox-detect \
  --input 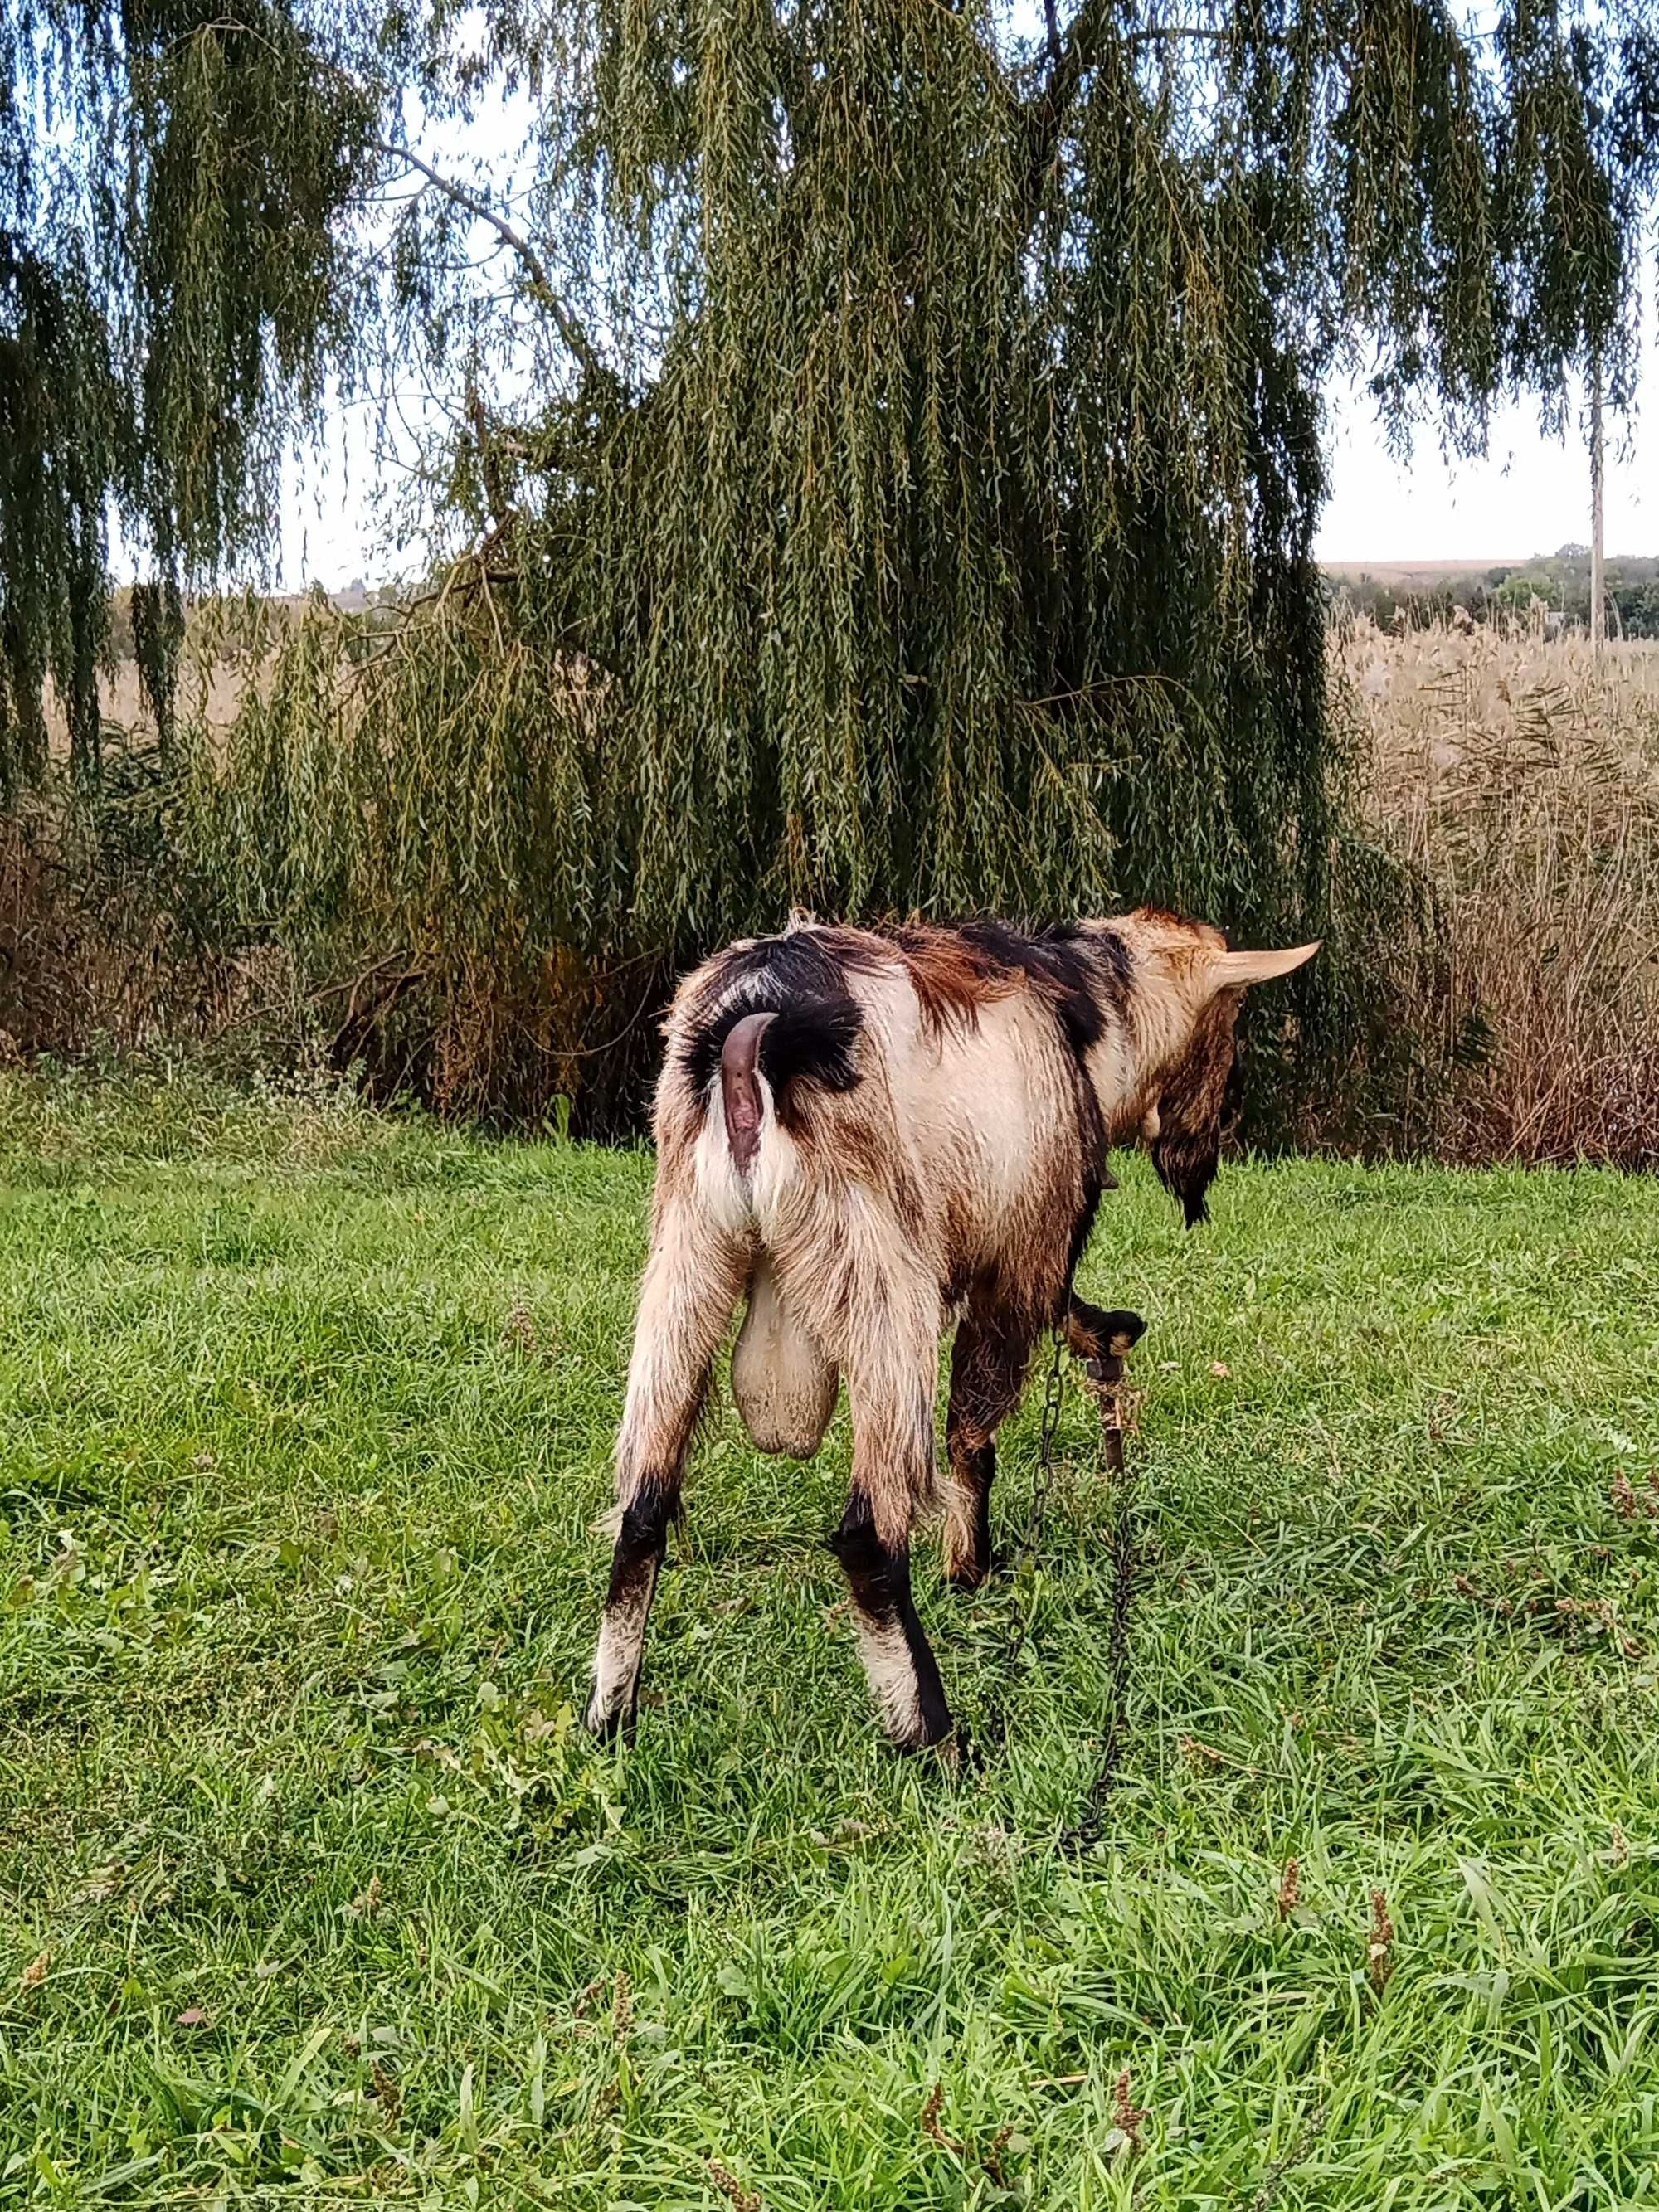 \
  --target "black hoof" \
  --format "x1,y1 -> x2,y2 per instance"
584,1694 -> 638,1743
